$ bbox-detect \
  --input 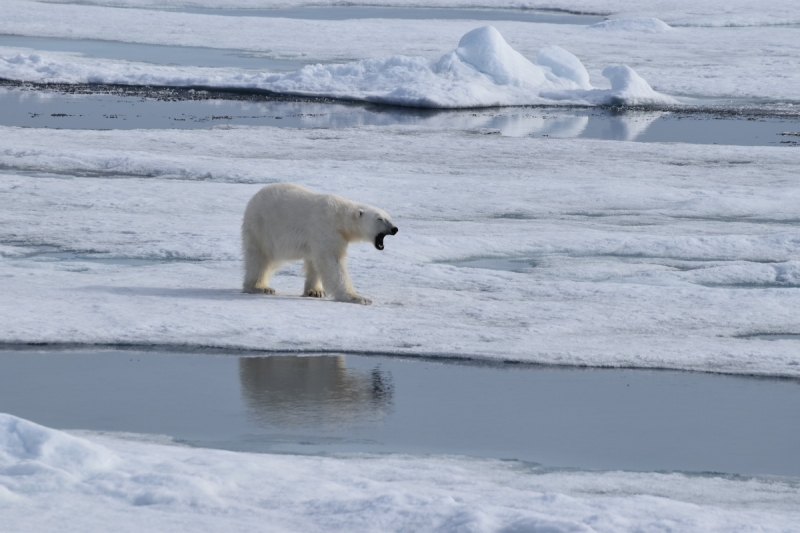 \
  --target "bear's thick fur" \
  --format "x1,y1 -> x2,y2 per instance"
242,183 -> 398,305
